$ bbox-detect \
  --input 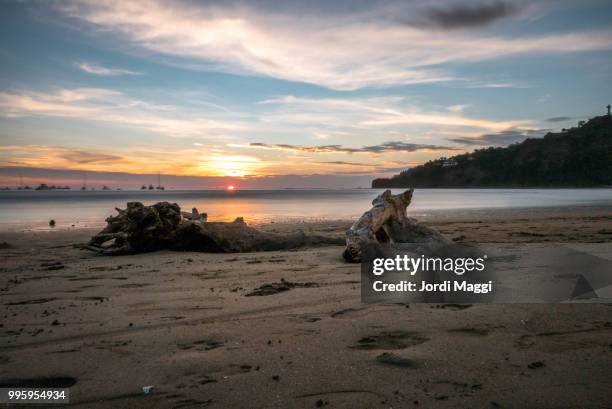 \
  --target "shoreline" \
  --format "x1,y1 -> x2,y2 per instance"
2,204 -> 611,234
